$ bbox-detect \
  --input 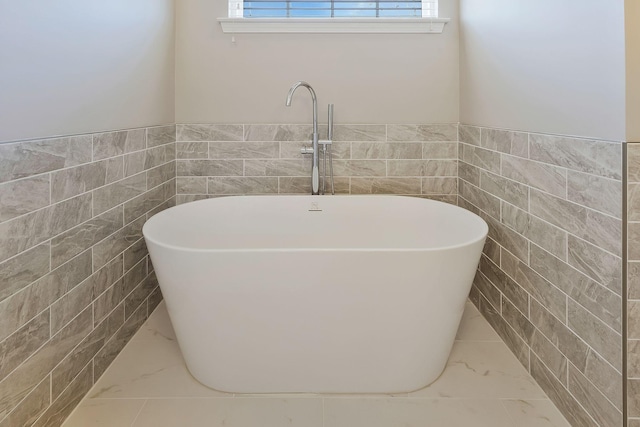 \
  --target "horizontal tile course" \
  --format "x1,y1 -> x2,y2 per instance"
387,124 -> 457,142
51,206 -> 123,269
0,376 -> 49,427
567,364 -> 622,426
481,128 -> 528,157
209,141 -> 279,159
207,177 -> 278,195
350,178 -> 421,195
530,134 -> 621,179
0,175 -> 50,222
0,250 -> 91,342
530,189 -> 621,256
480,171 -> 528,211
177,159 -> 243,177
530,244 -> 621,332
92,172 -> 146,216
178,124 -> 243,142
0,193 -> 92,263
461,125 -> 623,427
461,144 -> 500,174
387,160 -> 457,177
93,129 -> 145,161
147,125 -> 176,148
0,124 -> 174,427
51,160 -> 121,203
0,243 -> 50,303
0,310 -> 49,383
0,135 -> 92,184
567,299 -> 621,371
0,306 -> 92,420
567,170 -> 621,218
501,204 -> 566,260
501,154 -> 566,198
